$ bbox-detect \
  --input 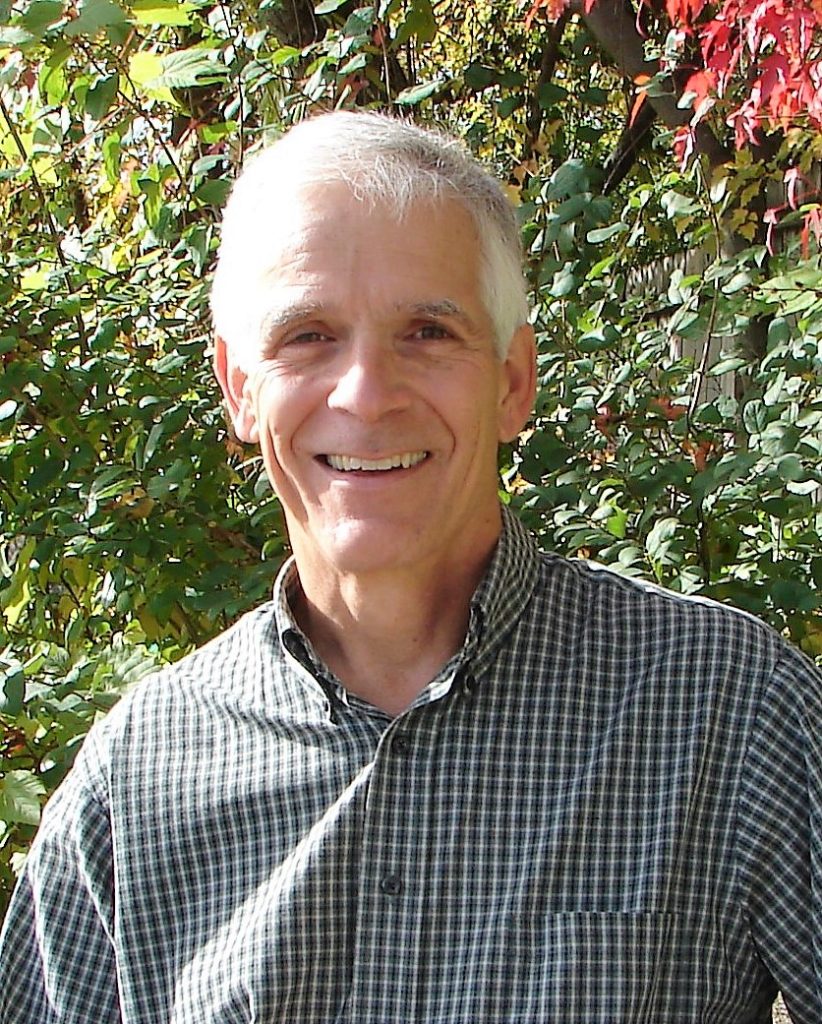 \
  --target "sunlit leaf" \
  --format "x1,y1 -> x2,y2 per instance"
150,47 -> 229,89
131,0 -> 193,26
395,78 -> 444,104
0,772 -> 45,826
